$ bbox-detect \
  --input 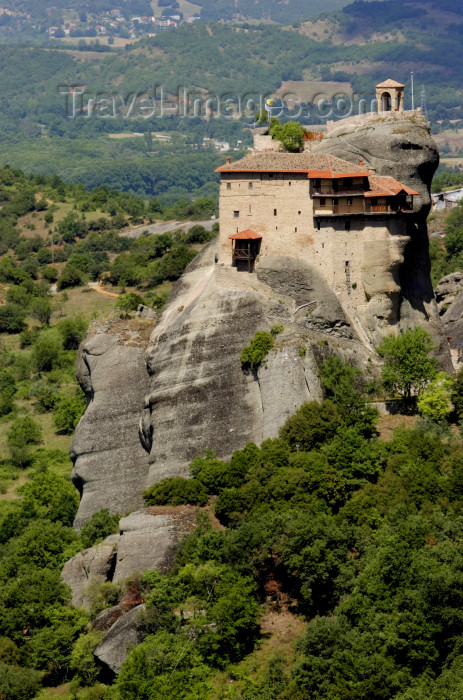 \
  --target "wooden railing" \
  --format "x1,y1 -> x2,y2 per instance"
233,249 -> 254,260
313,186 -> 365,196
332,204 -> 366,214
